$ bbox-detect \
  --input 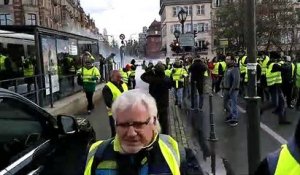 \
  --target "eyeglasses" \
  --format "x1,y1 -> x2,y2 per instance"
116,117 -> 151,130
